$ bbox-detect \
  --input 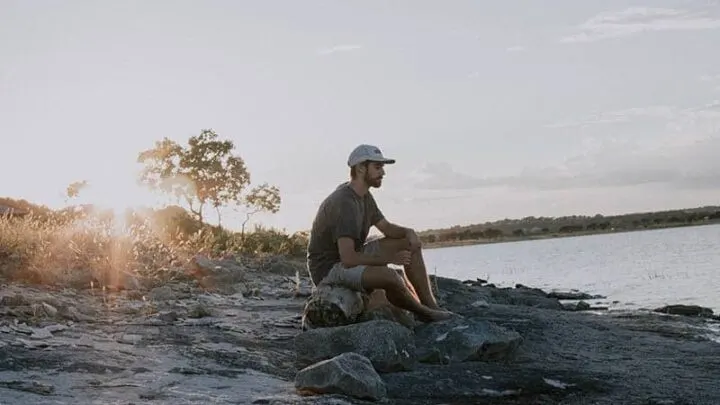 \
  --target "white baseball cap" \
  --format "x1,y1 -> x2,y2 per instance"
347,144 -> 396,167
